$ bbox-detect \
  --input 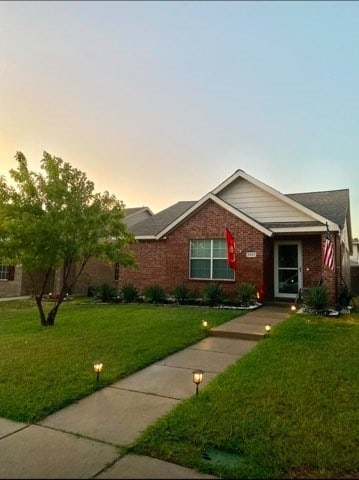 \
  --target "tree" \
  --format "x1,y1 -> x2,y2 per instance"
0,151 -> 136,326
